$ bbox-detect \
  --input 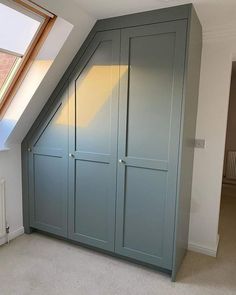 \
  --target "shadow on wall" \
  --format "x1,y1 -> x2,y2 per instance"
223,65 -> 236,185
